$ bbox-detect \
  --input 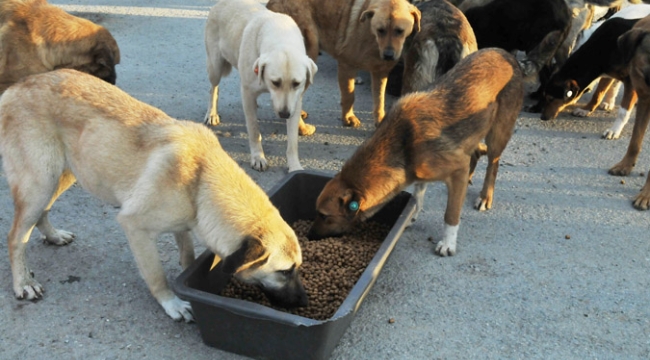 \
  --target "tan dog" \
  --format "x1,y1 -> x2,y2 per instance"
0,0 -> 120,93
267,0 -> 421,127
0,69 -> 307,322
609,15 -> 650,209
308,48 -> 523,256
204,0 -> 318,172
